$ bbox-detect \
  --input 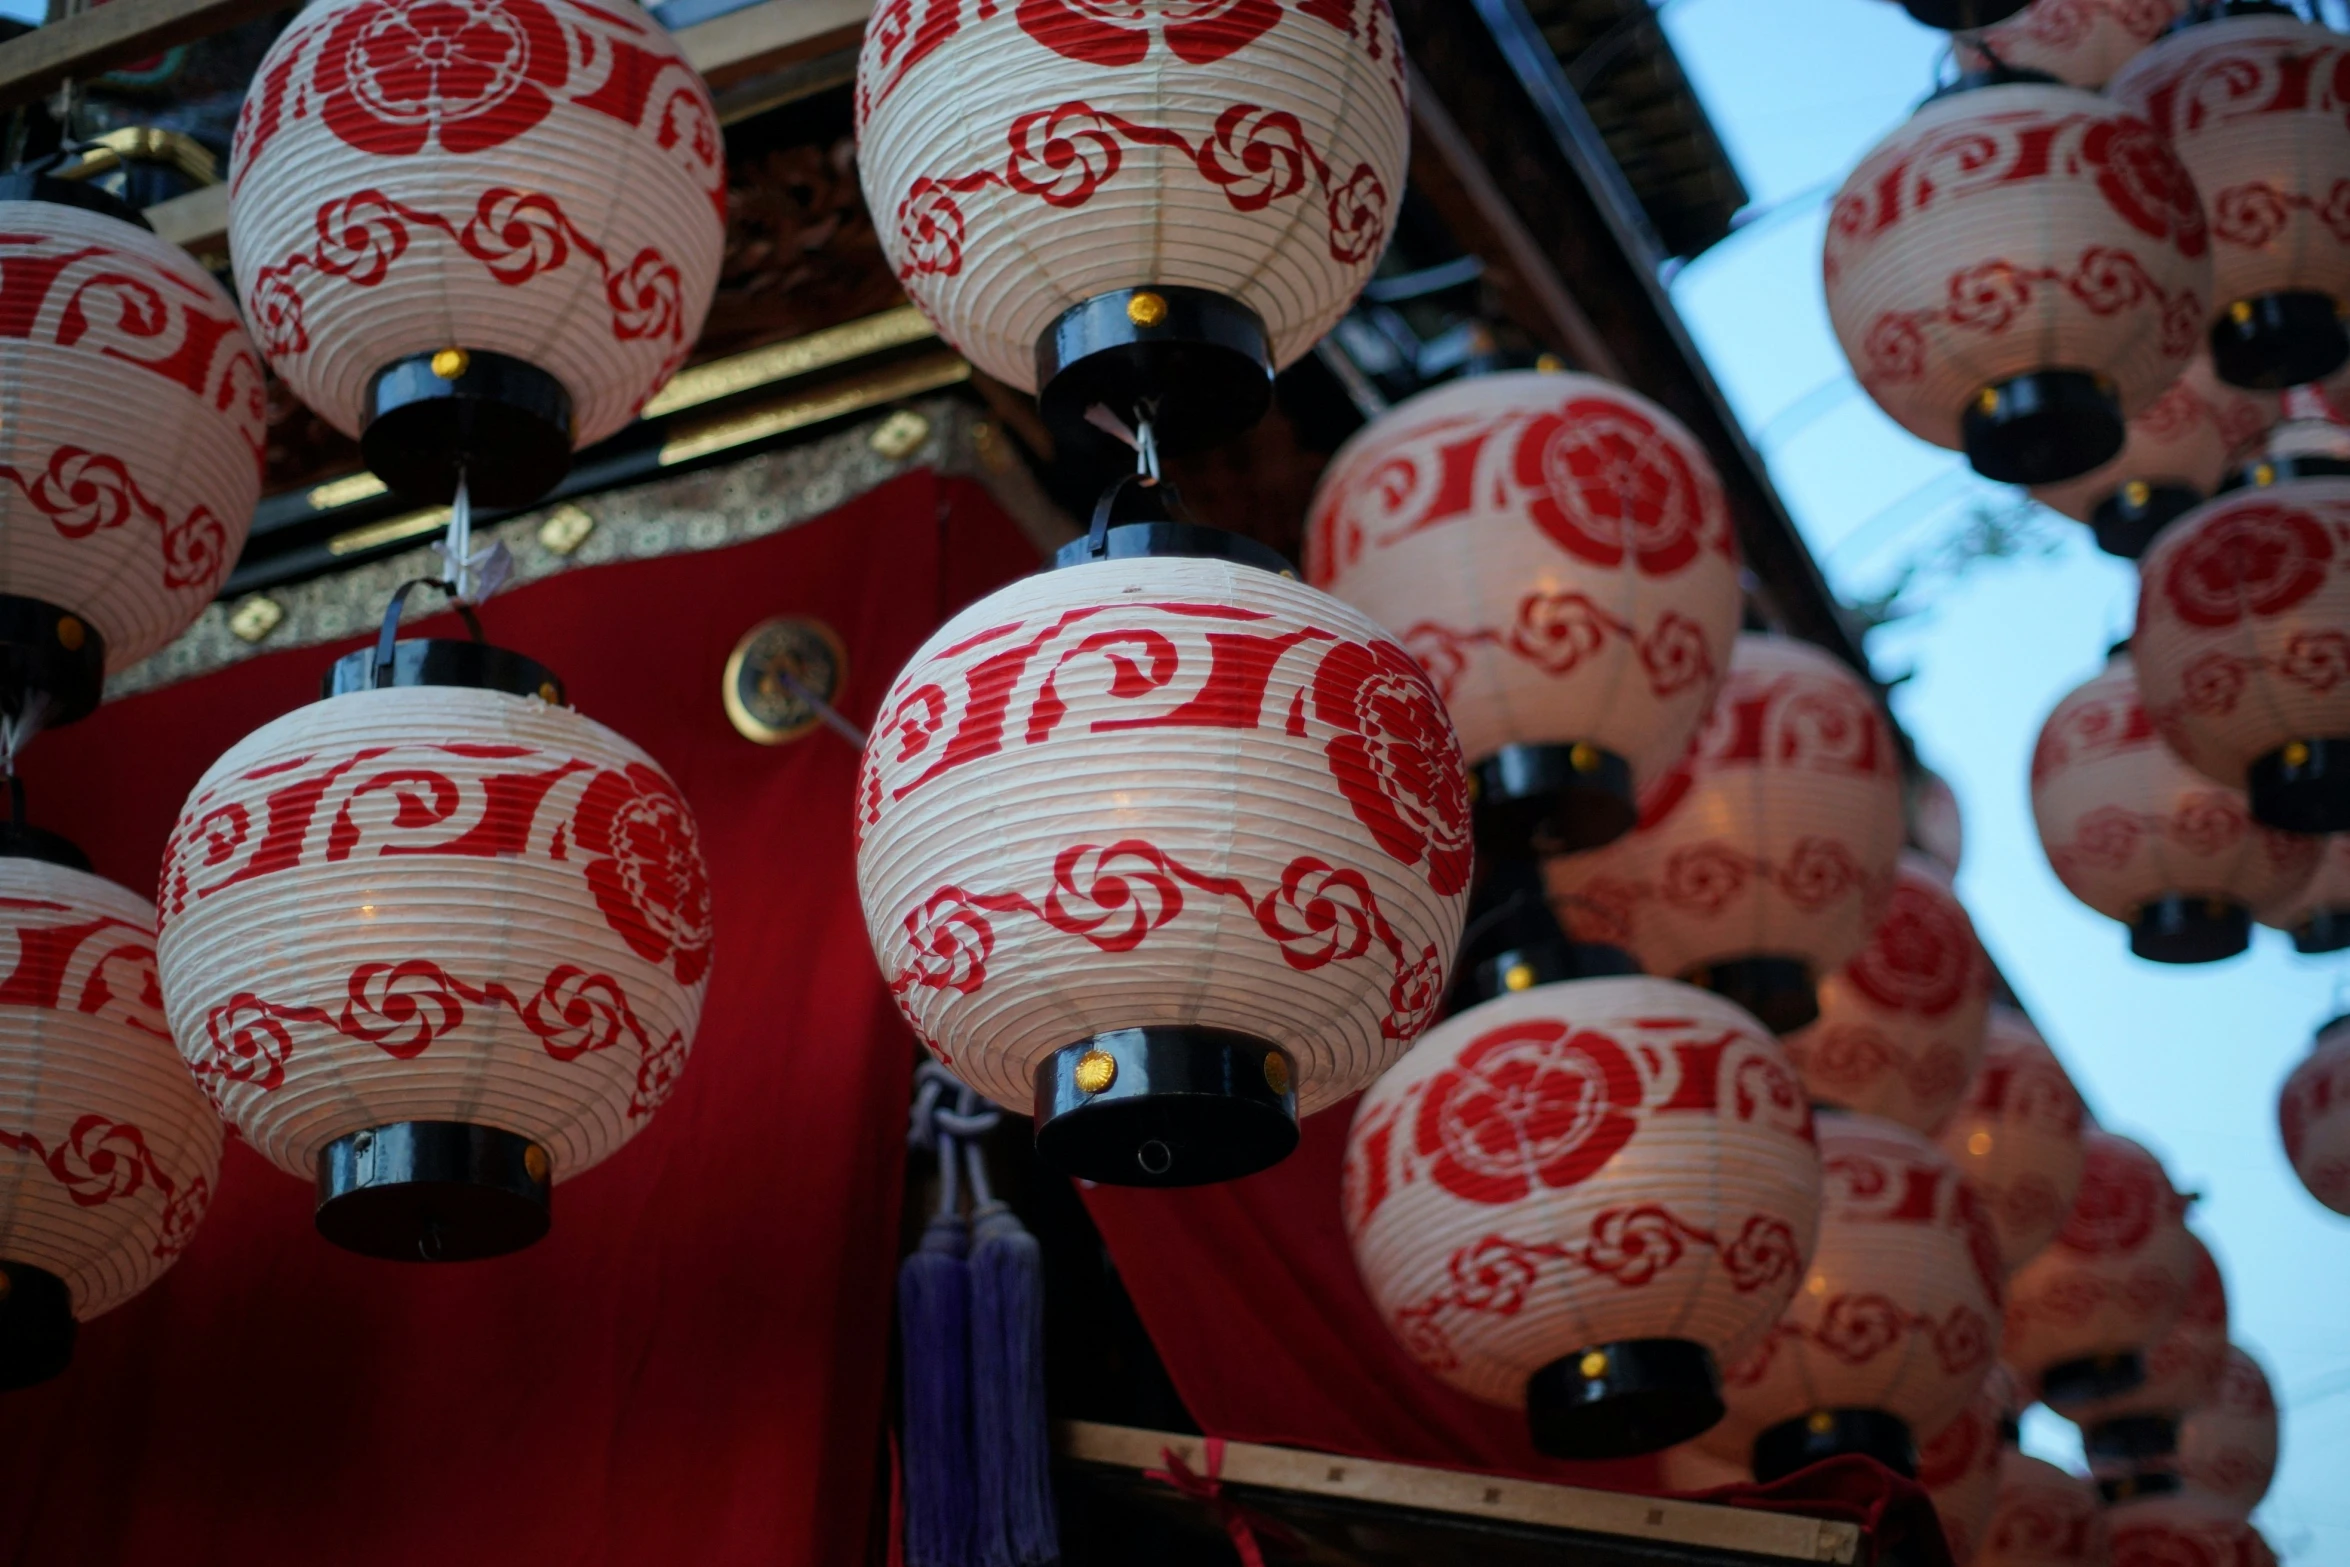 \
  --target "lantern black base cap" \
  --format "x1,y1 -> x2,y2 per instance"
1902,0 -> 2030,27
2247,738 -> 2350,834
2209,290 -> 2349,391
325,637 -> 566,704
2090,483 -> 2203,560
0,1261 -> 75,1390
1961,369 -> 2125,486
2040,1351 -> 2146,1406
314,1121 -> 552,1262
2085,1414 -> 2181,1463
1472,743 -> 1636,858
0,169 -> 149,230
2295,908 -> 2350,955
1032,1028 -> 1298,1189
2100,1470 -> 2185,1505
1470,940 -> 1641,1005
2129,896 -> 2250,964
361,348 -> 574,509
0,821 -> 88,872
1752,1408 -> 1918,1484
0,592 -> 106,731
1524,1338 -> 1723,1460
1052,519 -> 1292,577
1036,286 -> 1274,455
1682,956 -> 1818,1035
